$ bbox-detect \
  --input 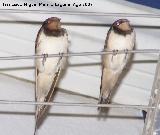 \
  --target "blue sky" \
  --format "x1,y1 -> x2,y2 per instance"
127,0 -> 160,9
